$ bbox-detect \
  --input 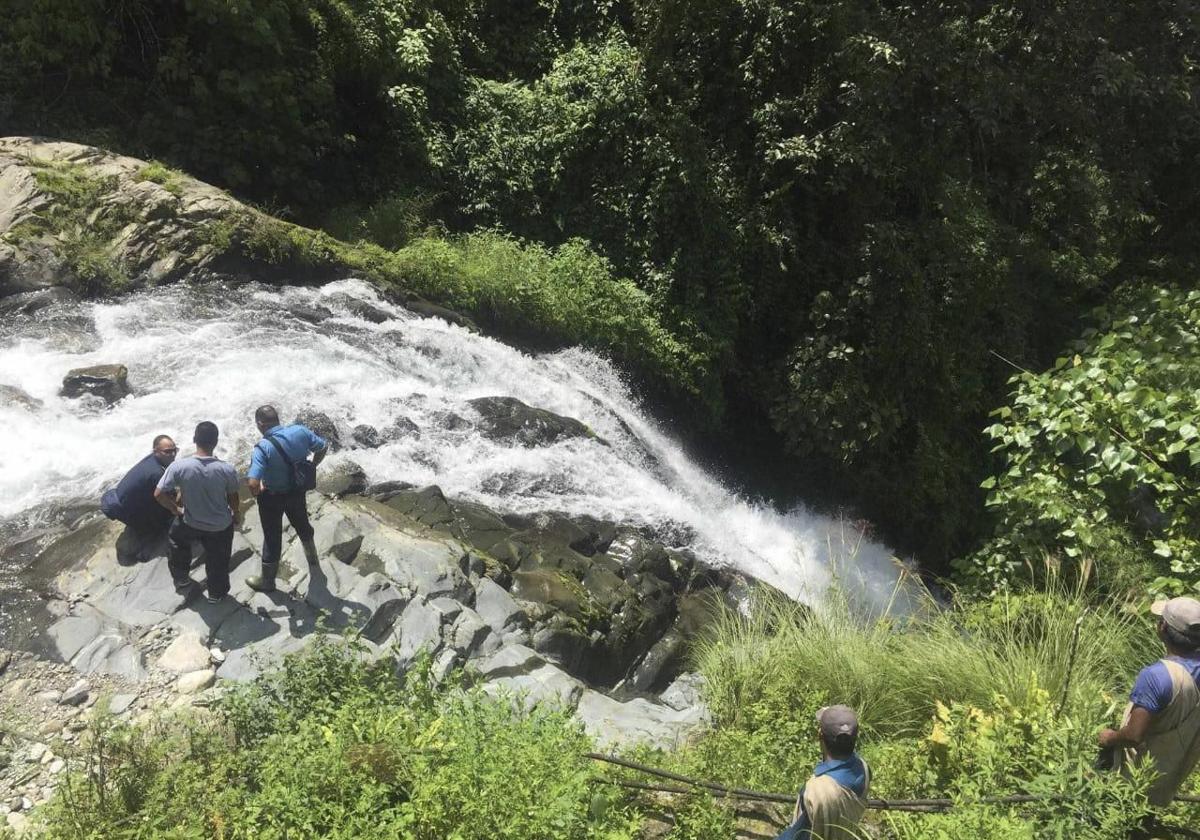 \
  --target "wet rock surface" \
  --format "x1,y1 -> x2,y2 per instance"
469,396 -> 599,447
1,475 -> 745,825
60,364 -> 130,404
